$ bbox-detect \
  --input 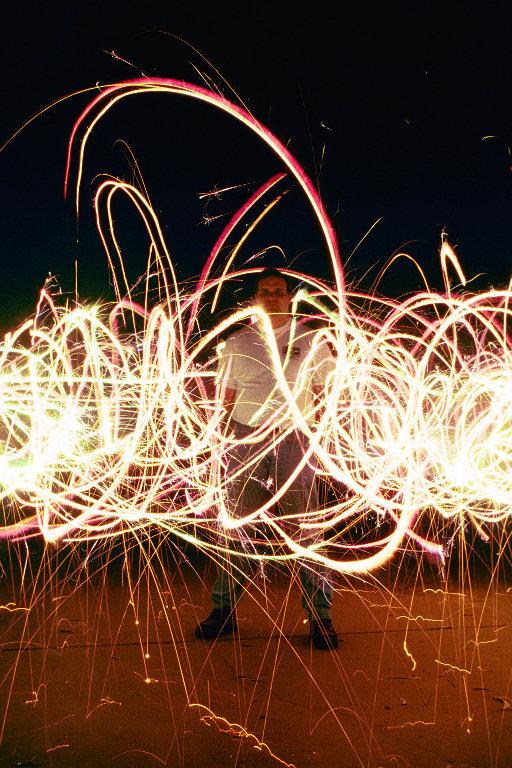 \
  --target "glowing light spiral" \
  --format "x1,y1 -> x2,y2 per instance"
1,79 -> 509,576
